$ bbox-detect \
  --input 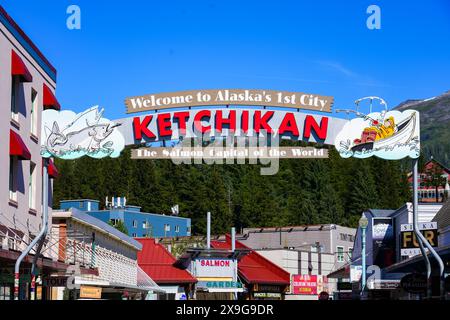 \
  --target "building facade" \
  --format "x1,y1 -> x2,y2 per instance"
50,208 -> 162,300
0,5 -> 59,300
238,225 -> 356,269
59,197 -> 191,238
330,202 -> 444,300
408,158 -> 450,203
